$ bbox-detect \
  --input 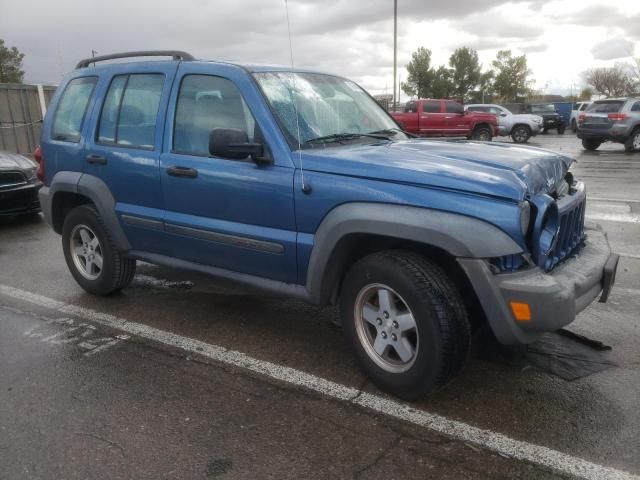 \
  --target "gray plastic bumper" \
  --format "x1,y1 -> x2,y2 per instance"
458,225 -> 618,345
